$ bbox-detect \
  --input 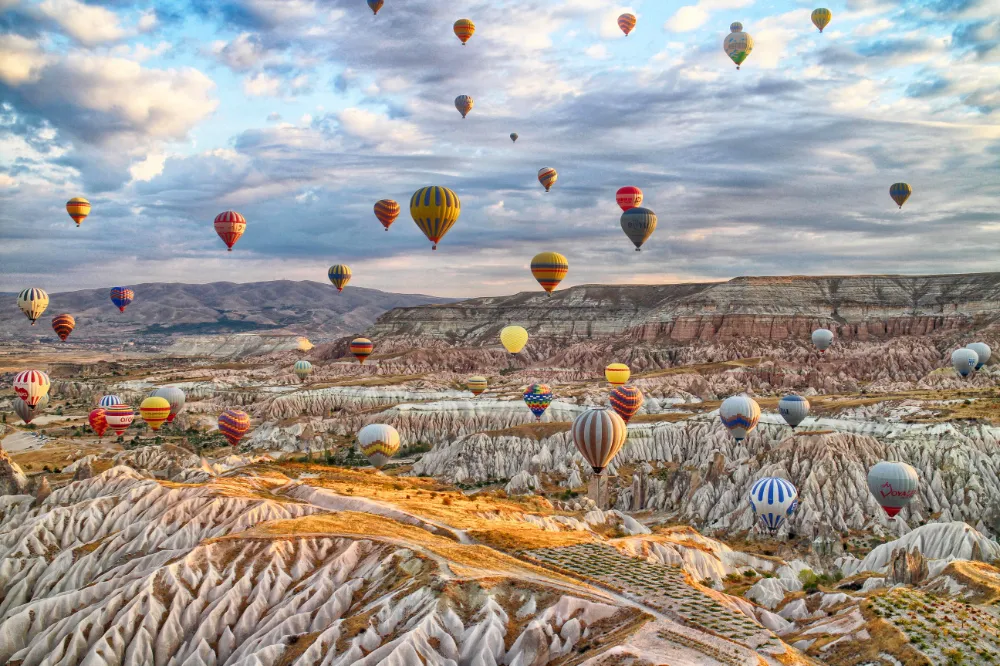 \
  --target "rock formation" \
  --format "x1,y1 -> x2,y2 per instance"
0,449 -> 28,496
